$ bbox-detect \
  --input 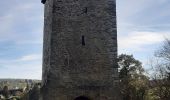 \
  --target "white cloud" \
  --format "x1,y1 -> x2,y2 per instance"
19,54 -> 42,61
0,54 -> 42,63
117,0 -> 153,19
0,54 -> 42,79
0,1 -> 43,79
0,62 -> 42,79
118,31 -> 166,51
0,2 -> 43,44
